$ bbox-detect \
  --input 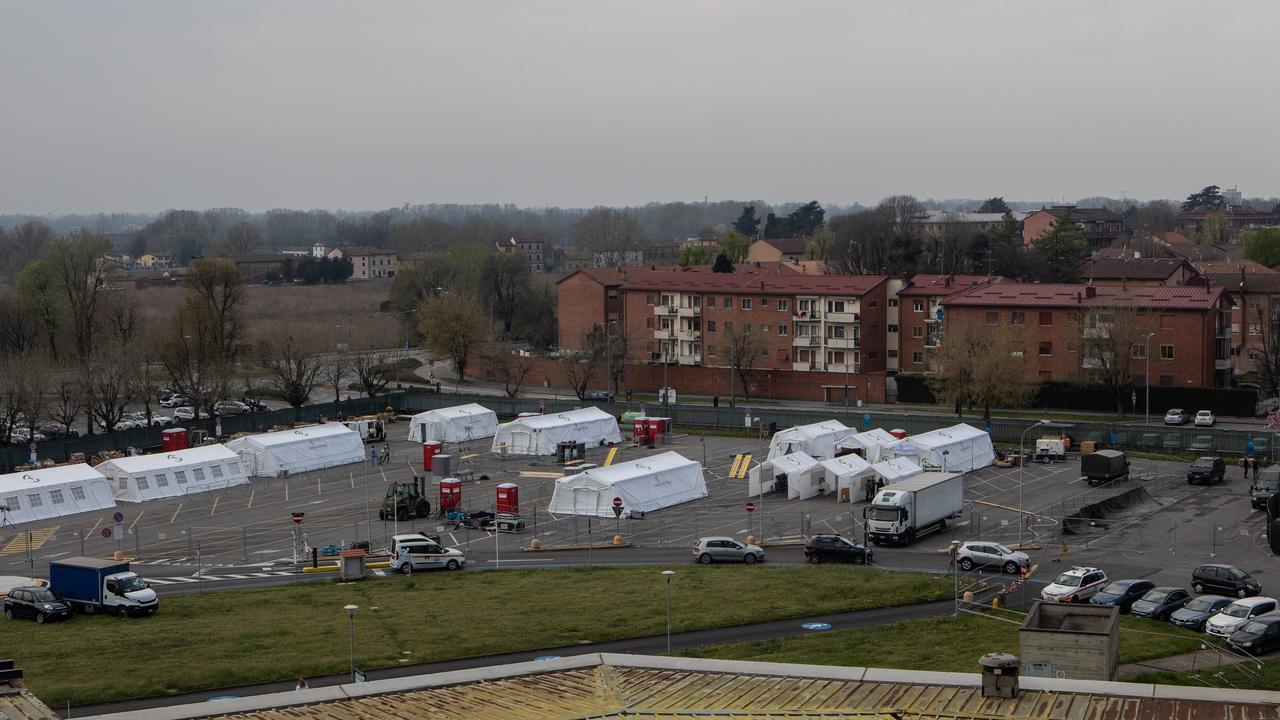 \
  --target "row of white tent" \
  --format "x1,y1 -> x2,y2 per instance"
406,404 -> 622,458
0,423 -> 370,526
767,420 -> 994,473
547,451 -> 707,518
